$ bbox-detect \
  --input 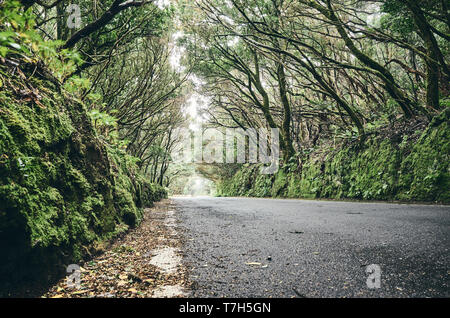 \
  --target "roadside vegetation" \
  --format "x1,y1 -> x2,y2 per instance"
0,0 -> 182,291
177,0 -> 449,203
